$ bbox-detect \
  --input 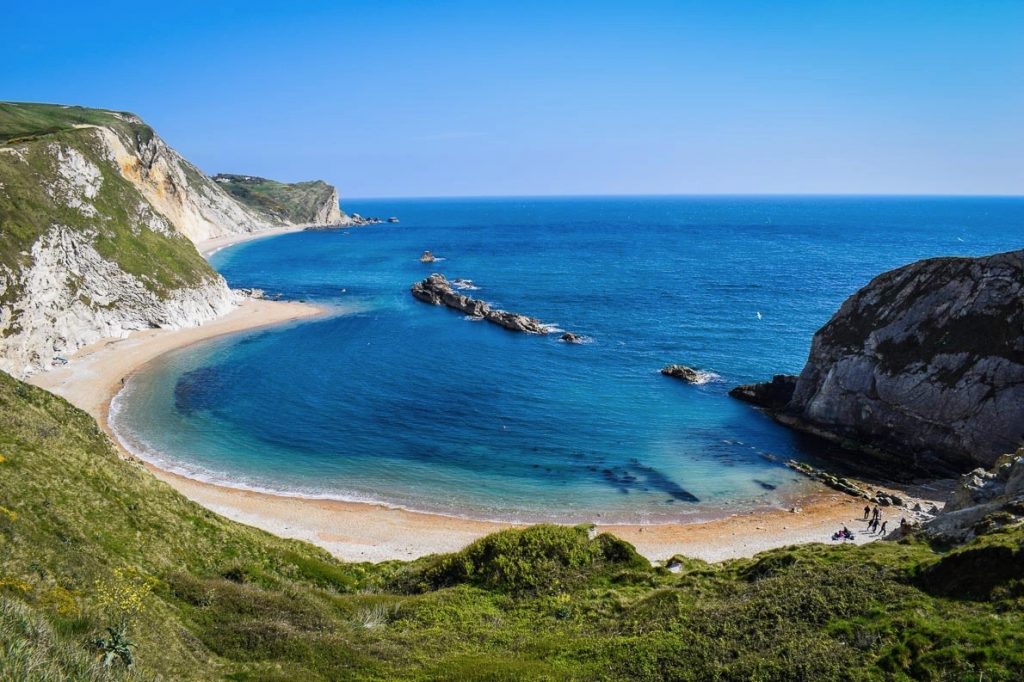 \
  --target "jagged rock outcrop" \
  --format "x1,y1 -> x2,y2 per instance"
0,103 -> 280,375
213,174 -> 346,226
729,375 -> 798,407
732,251 -> 1024,475
411,274 -> 550,334
925,450 -> 1024,542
